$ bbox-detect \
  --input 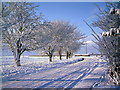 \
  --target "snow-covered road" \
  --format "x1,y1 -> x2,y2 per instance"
2,56 -> 108,88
